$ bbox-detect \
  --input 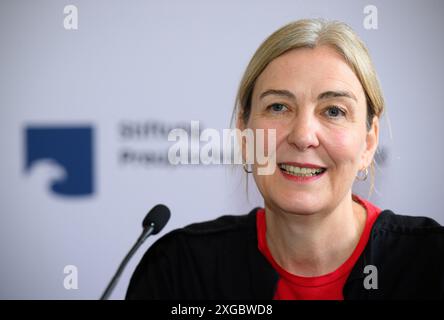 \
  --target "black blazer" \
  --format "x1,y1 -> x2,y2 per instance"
126,208 -> 444,299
